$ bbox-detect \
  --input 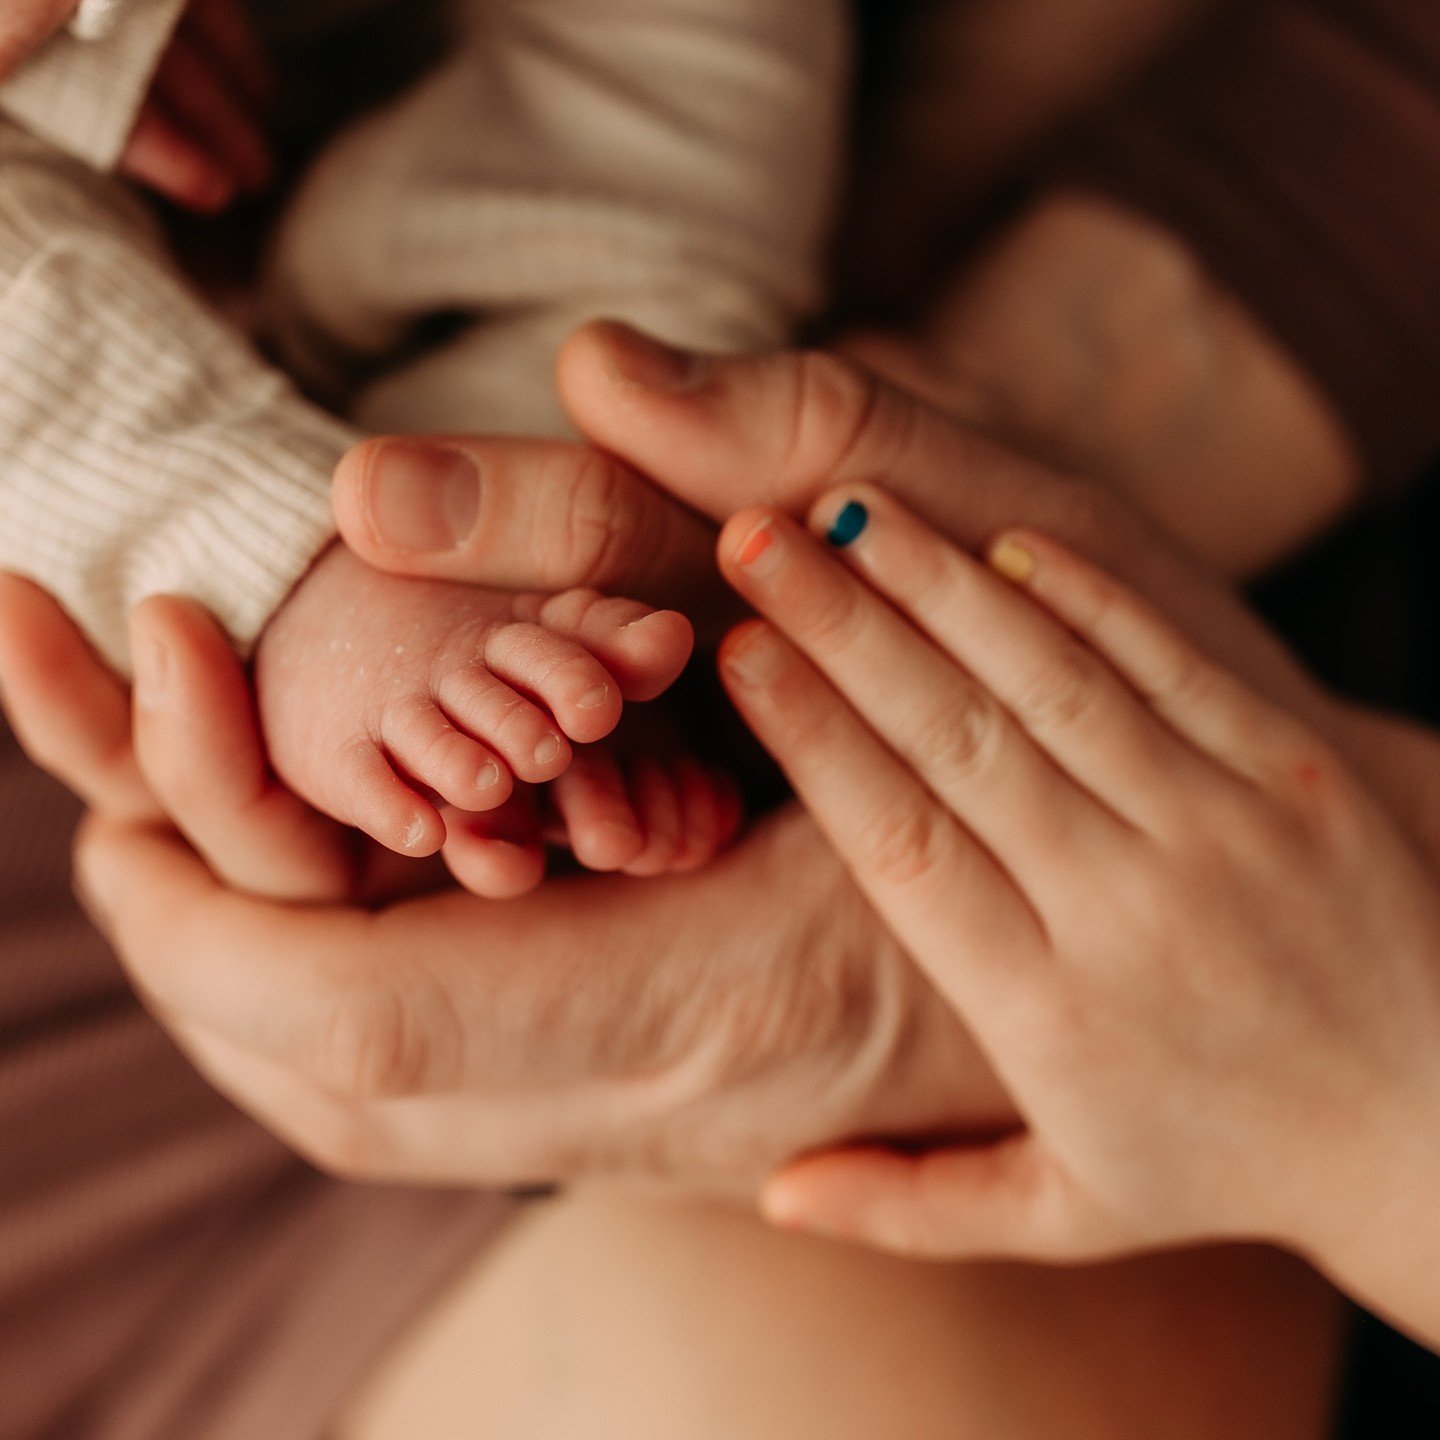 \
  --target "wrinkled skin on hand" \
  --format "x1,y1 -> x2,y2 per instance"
0,574 -> 1009,1195
0,331 -> 1348,1199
